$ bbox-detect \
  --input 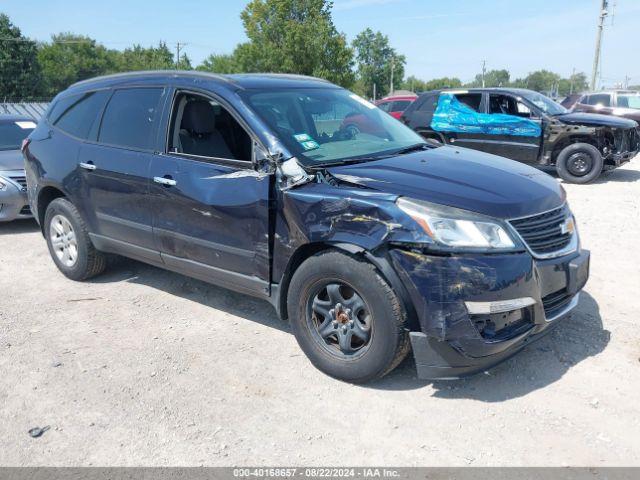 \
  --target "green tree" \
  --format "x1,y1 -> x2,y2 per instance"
0,13 -> 43,99
227,0 -> 354,87
196,53 -> 241,74
401,76 -> 461,93
512,69 -> 560,93
176,52 -> 192,70
352,28 -> 405,99
116,42 -> 175,71
466,69 -> 510,88
37,33 -> 117,97
558,72 -> 589,96
423,77 -> 462,91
